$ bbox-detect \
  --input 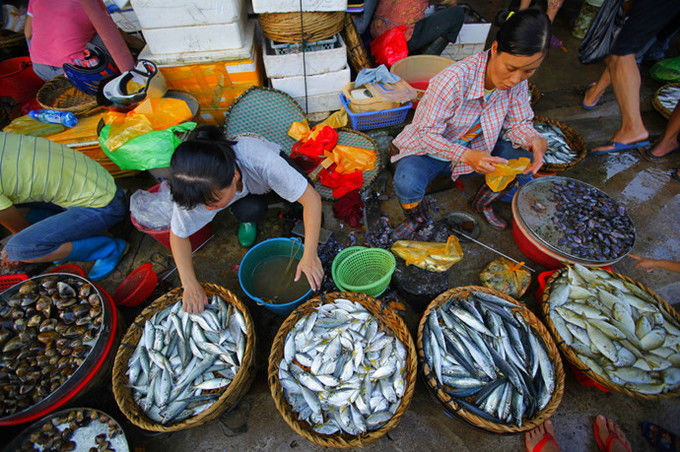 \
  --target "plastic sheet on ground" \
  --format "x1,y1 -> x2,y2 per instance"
130,181 -> 173,230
